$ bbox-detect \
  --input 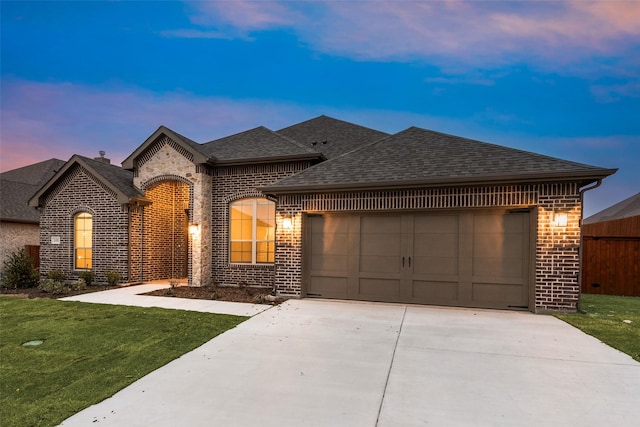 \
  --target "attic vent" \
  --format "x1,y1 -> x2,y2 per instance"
94,151 -> 111,164
310,140 -> 328,146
